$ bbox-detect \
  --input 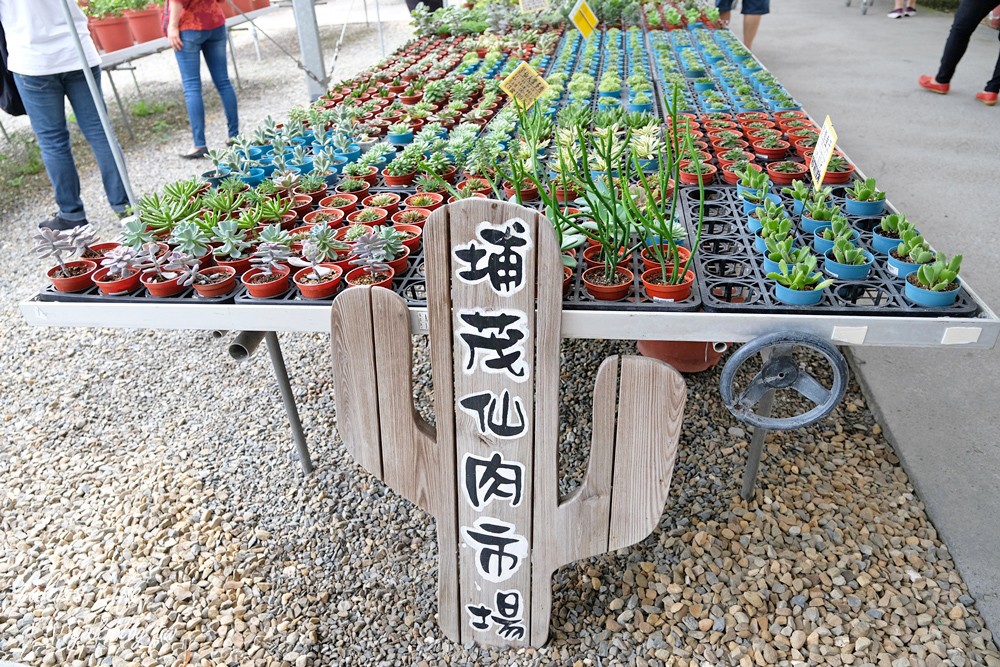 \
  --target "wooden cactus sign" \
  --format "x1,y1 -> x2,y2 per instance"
330,200 -> 687,648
